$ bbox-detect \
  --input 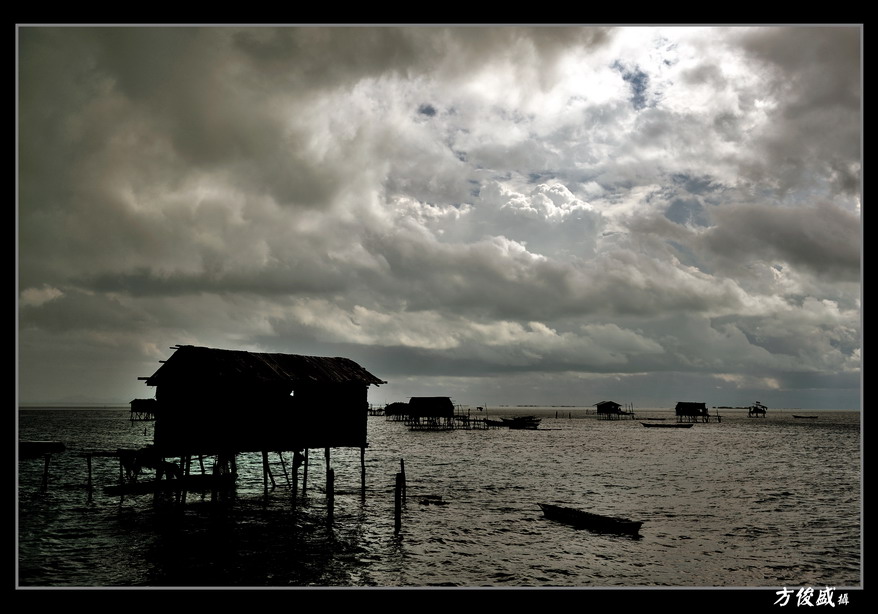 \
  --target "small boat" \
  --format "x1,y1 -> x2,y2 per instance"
538,503 -> 643,536
502,416 -> 541,430
640,422 -> 693,428
792,415 -> 818,420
